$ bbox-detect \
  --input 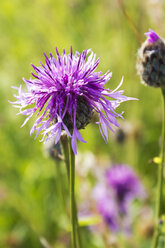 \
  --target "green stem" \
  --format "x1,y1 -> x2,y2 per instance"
69,139 -> 77,248
152,88 -> 165,248
74,200 -> 82,248
61,134 -> 70,181
61,135 -> 82,248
